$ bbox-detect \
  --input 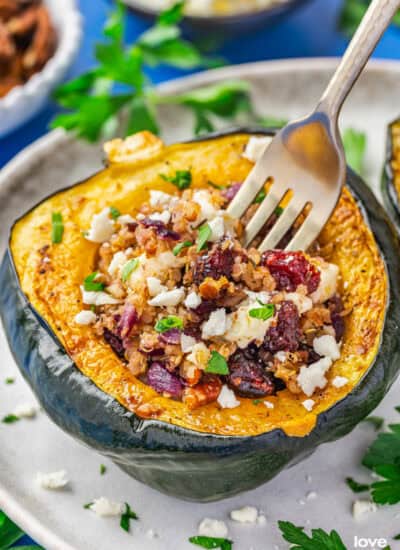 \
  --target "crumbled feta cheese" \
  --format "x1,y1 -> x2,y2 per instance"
148,211 -> 171,224
181,333 -> 197,353
297,357 -> 333,397
230,506 -> 259,524
257,514 -> 267,525
274,351 -> 288,363
352,500 -> 377,521
311,262 -> 339,304
264,401 -> 274,409
85,208 -> 114,243
146,529 -> 159,539
225,302 -> 274,349
306,491 -> 318,500
150,190 -> 173,207
332,376 -> 349,388
185,291 -> 202,309
243,136 -> 272,163
217,385 -> 240,409
148,288 -> 185,307
107,251 -> 127,277
136,213 -> 145,220
74,310 -> 97,325
145,252 -> 181,278
313,334 -> 340,361
36,470 -> 69,490
14,403 -> 38,418
90,497 -> 124,517
284,292 -> 313,314
146,277 -> 167,297
198,518 -> 228,538
208,216 -> 225,242
302,399 -> 315,411
193,190 -> 218,221
186,343 -> 210,368
117,214 -> 136,225
202,308 -> 228,339
81,288 -> 121,306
